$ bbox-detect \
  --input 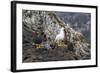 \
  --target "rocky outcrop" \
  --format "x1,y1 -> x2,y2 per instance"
56,12 -> 91,42
22,10 -> 91,62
